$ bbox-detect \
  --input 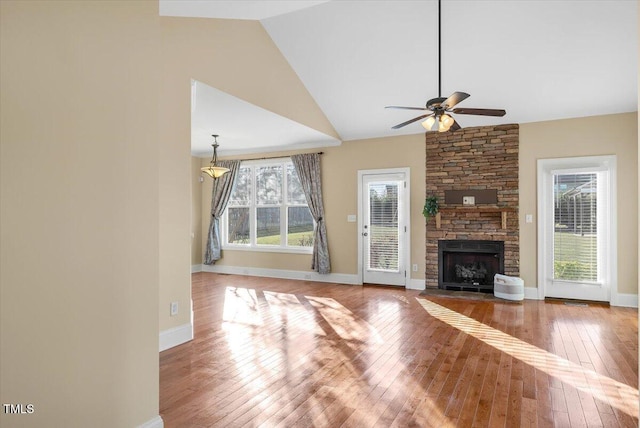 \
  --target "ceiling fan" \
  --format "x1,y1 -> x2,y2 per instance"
386,0 -> 506,132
